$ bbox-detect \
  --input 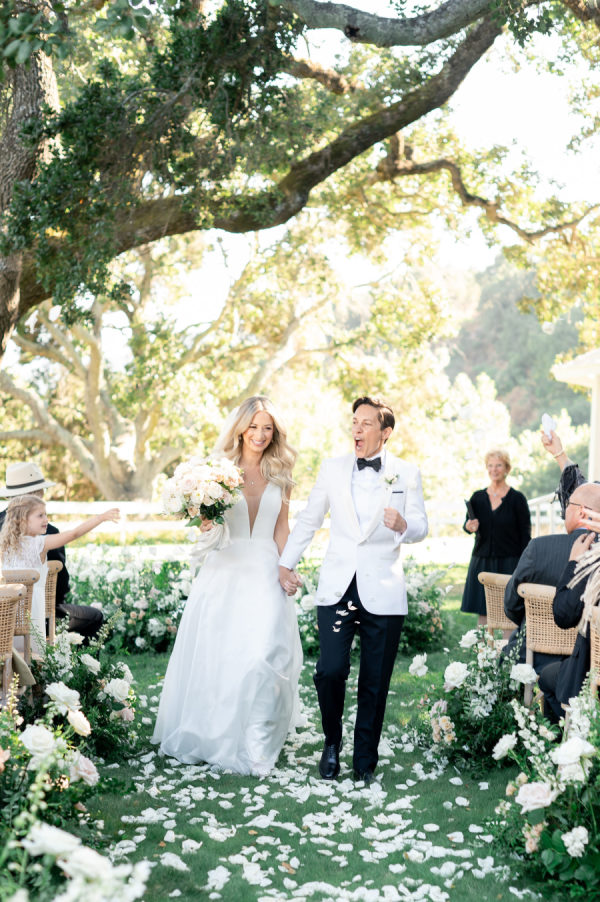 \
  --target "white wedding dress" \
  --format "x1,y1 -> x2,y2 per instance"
152,482 -> 303,775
